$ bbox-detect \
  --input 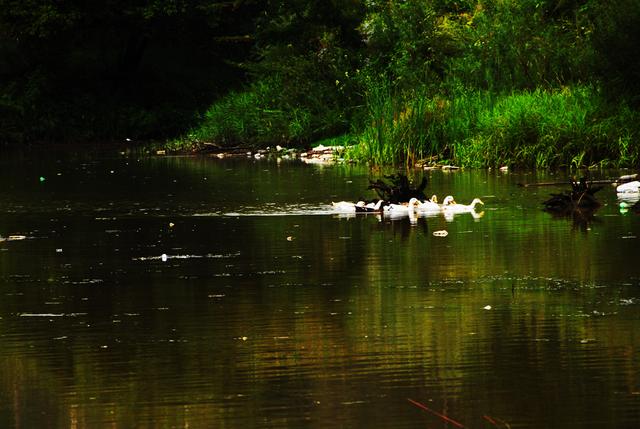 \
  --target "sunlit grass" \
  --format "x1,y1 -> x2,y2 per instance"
348,84 -> 640,168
